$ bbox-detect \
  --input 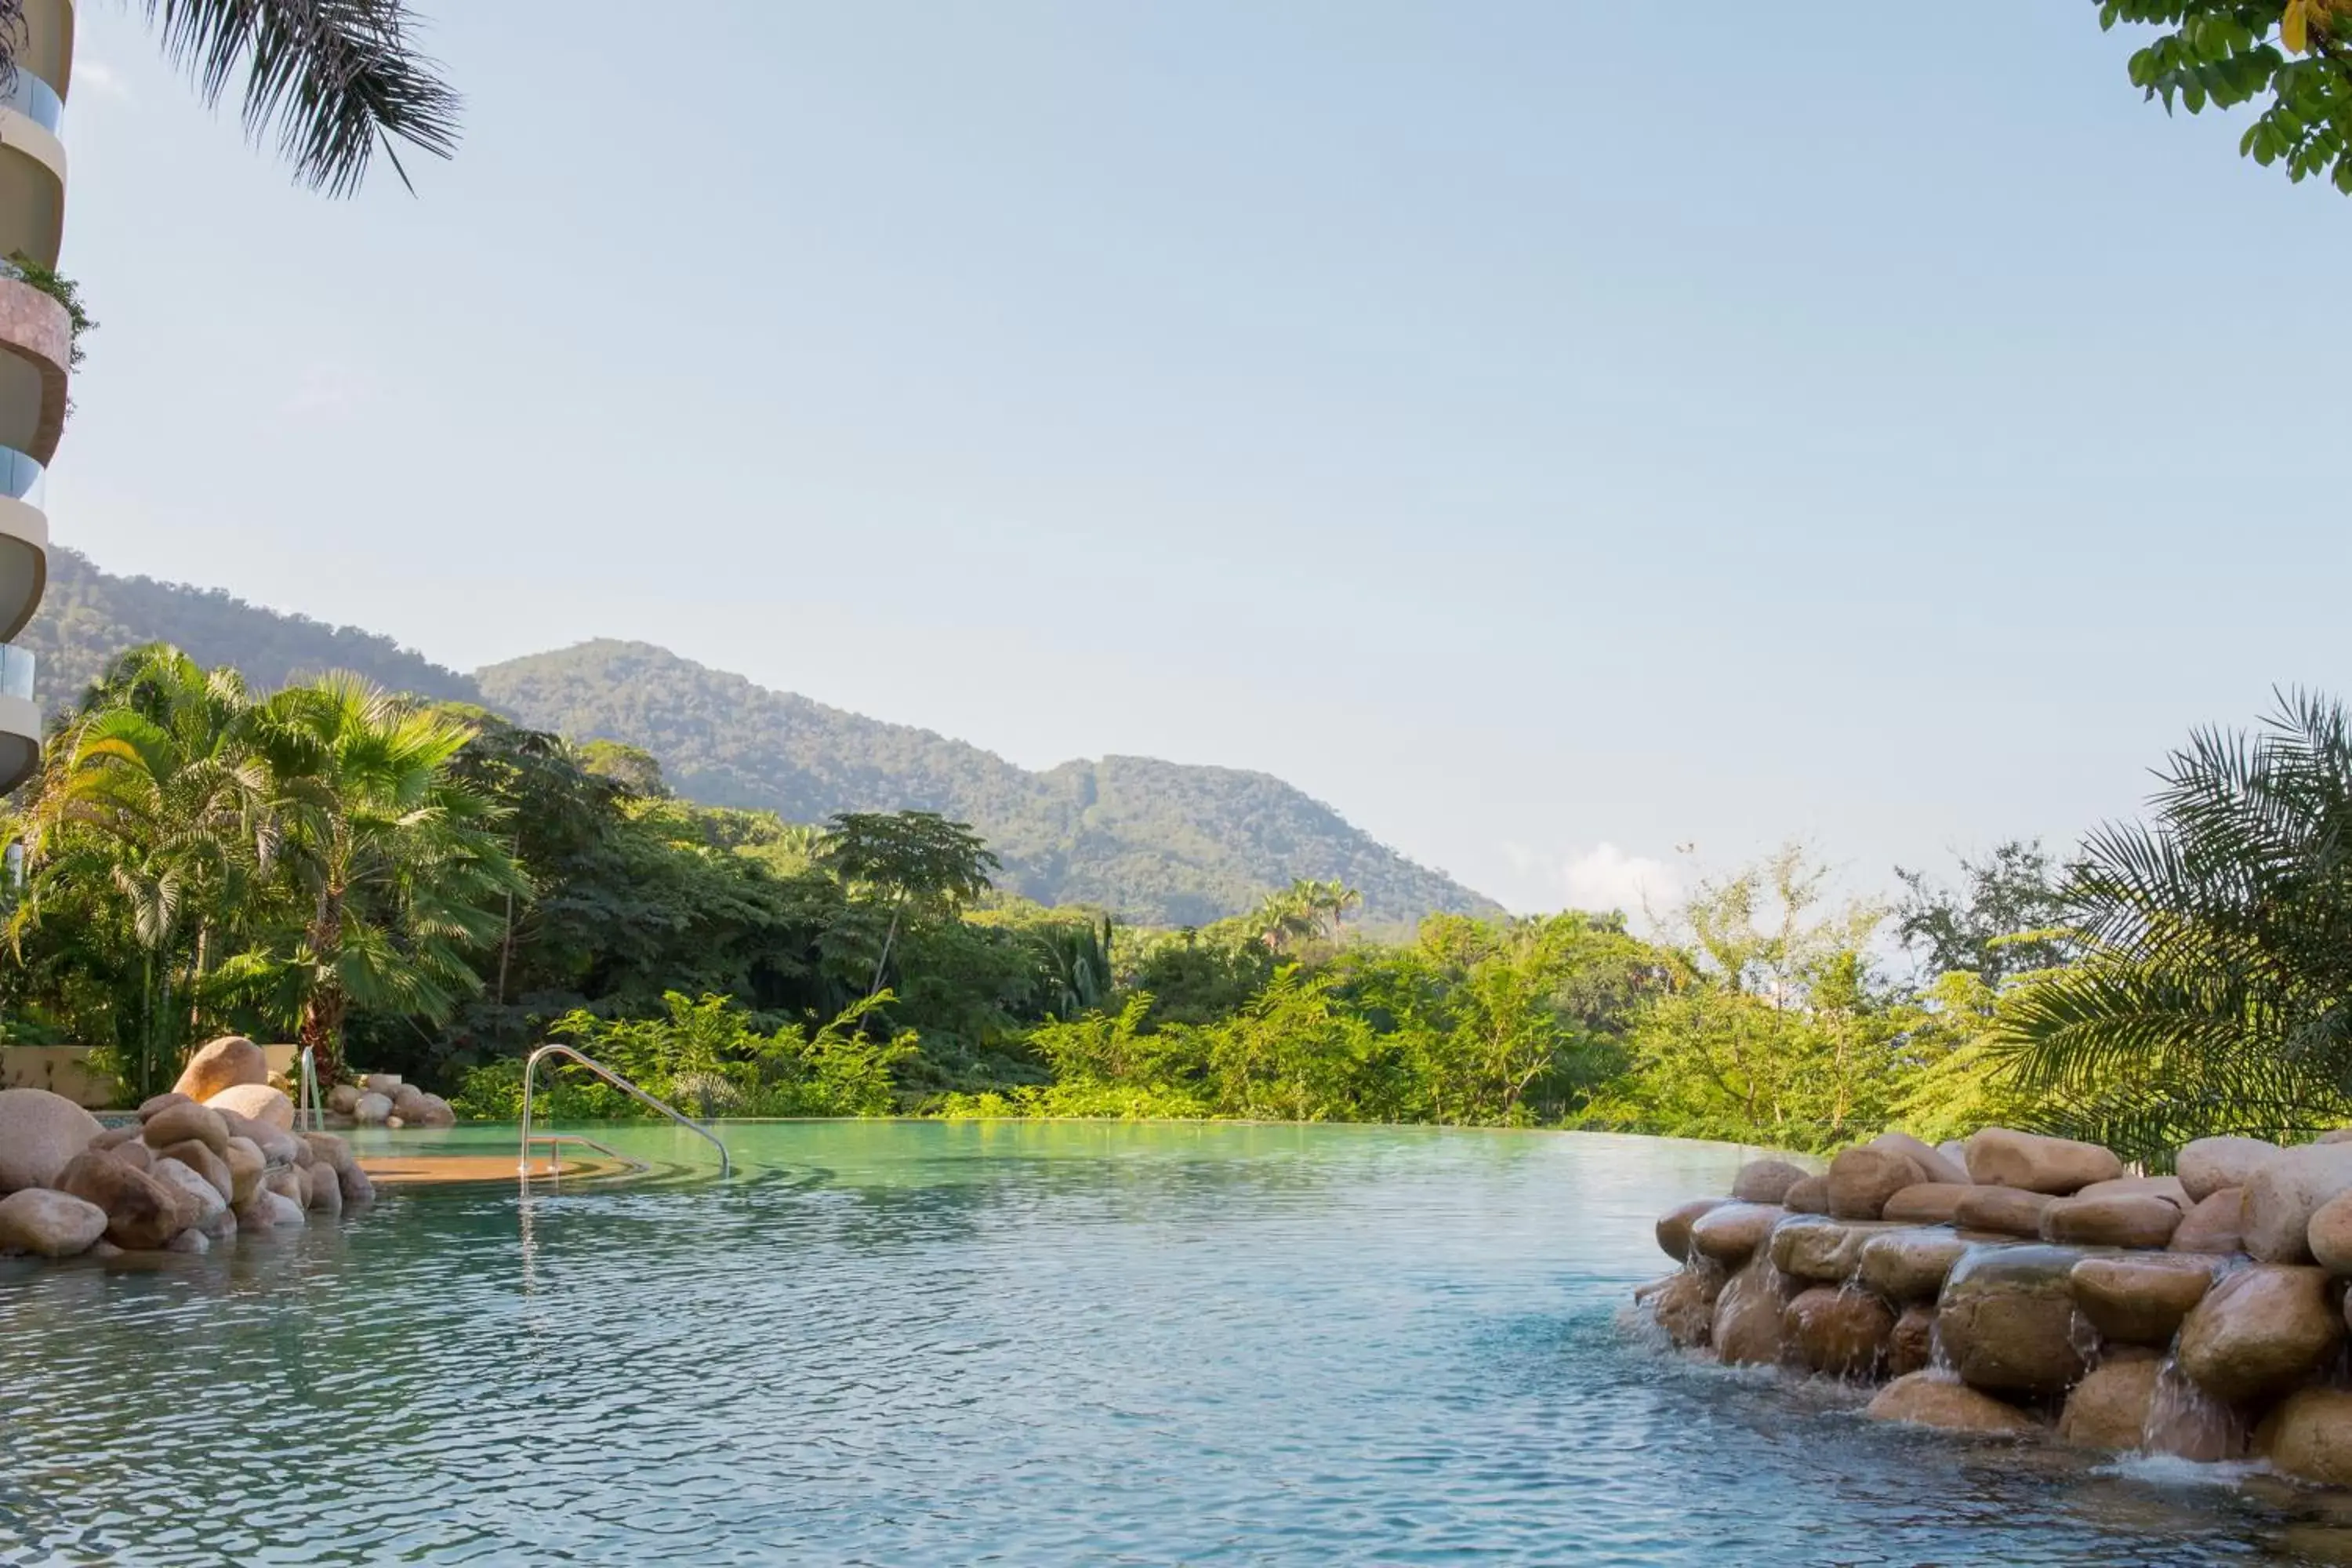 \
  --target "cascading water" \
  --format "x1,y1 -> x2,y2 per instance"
2142,1351 -> 2248,1462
